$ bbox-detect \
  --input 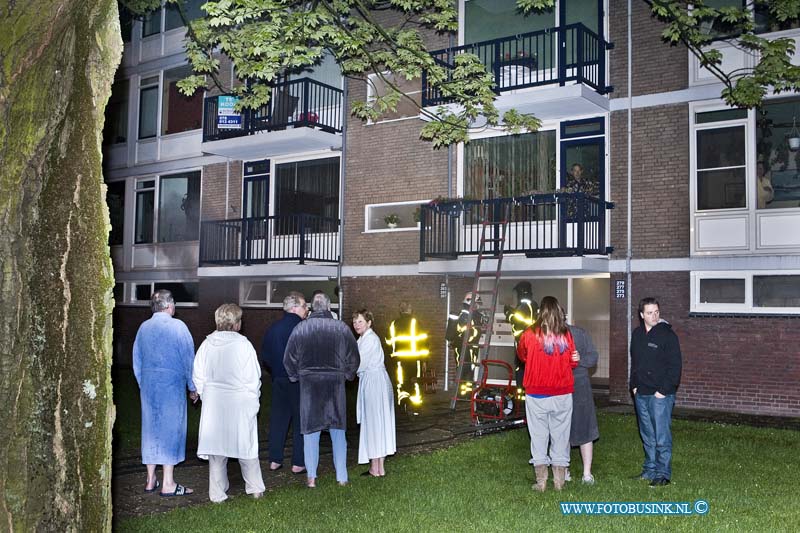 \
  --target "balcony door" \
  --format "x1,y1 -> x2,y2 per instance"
242,160 -> 270,262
